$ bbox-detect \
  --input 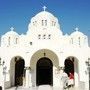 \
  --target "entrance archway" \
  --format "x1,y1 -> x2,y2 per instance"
30,49 -> 59,86
36,57 -> 53,86
10,56 -> 25,86
15,57 -> 25,86
64,56 -> 79,86
64,58 -> 74,77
